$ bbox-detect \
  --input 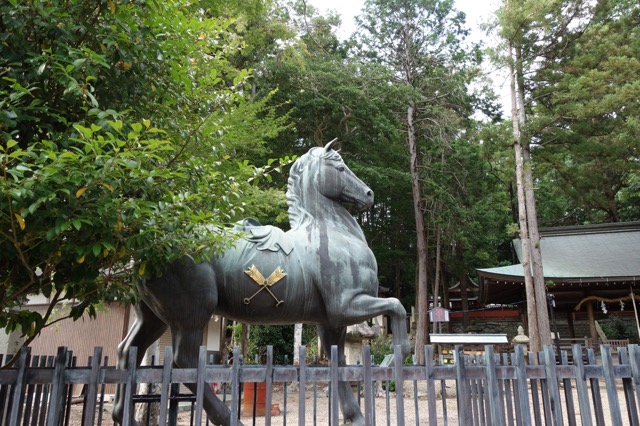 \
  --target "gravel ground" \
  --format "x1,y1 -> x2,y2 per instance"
65,379 -> 631,425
